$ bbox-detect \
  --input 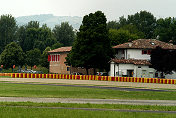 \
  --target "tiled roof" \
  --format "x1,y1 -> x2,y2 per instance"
111,59 -> 151,66
48,46 -> 72,53
113,39 -> 176,49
